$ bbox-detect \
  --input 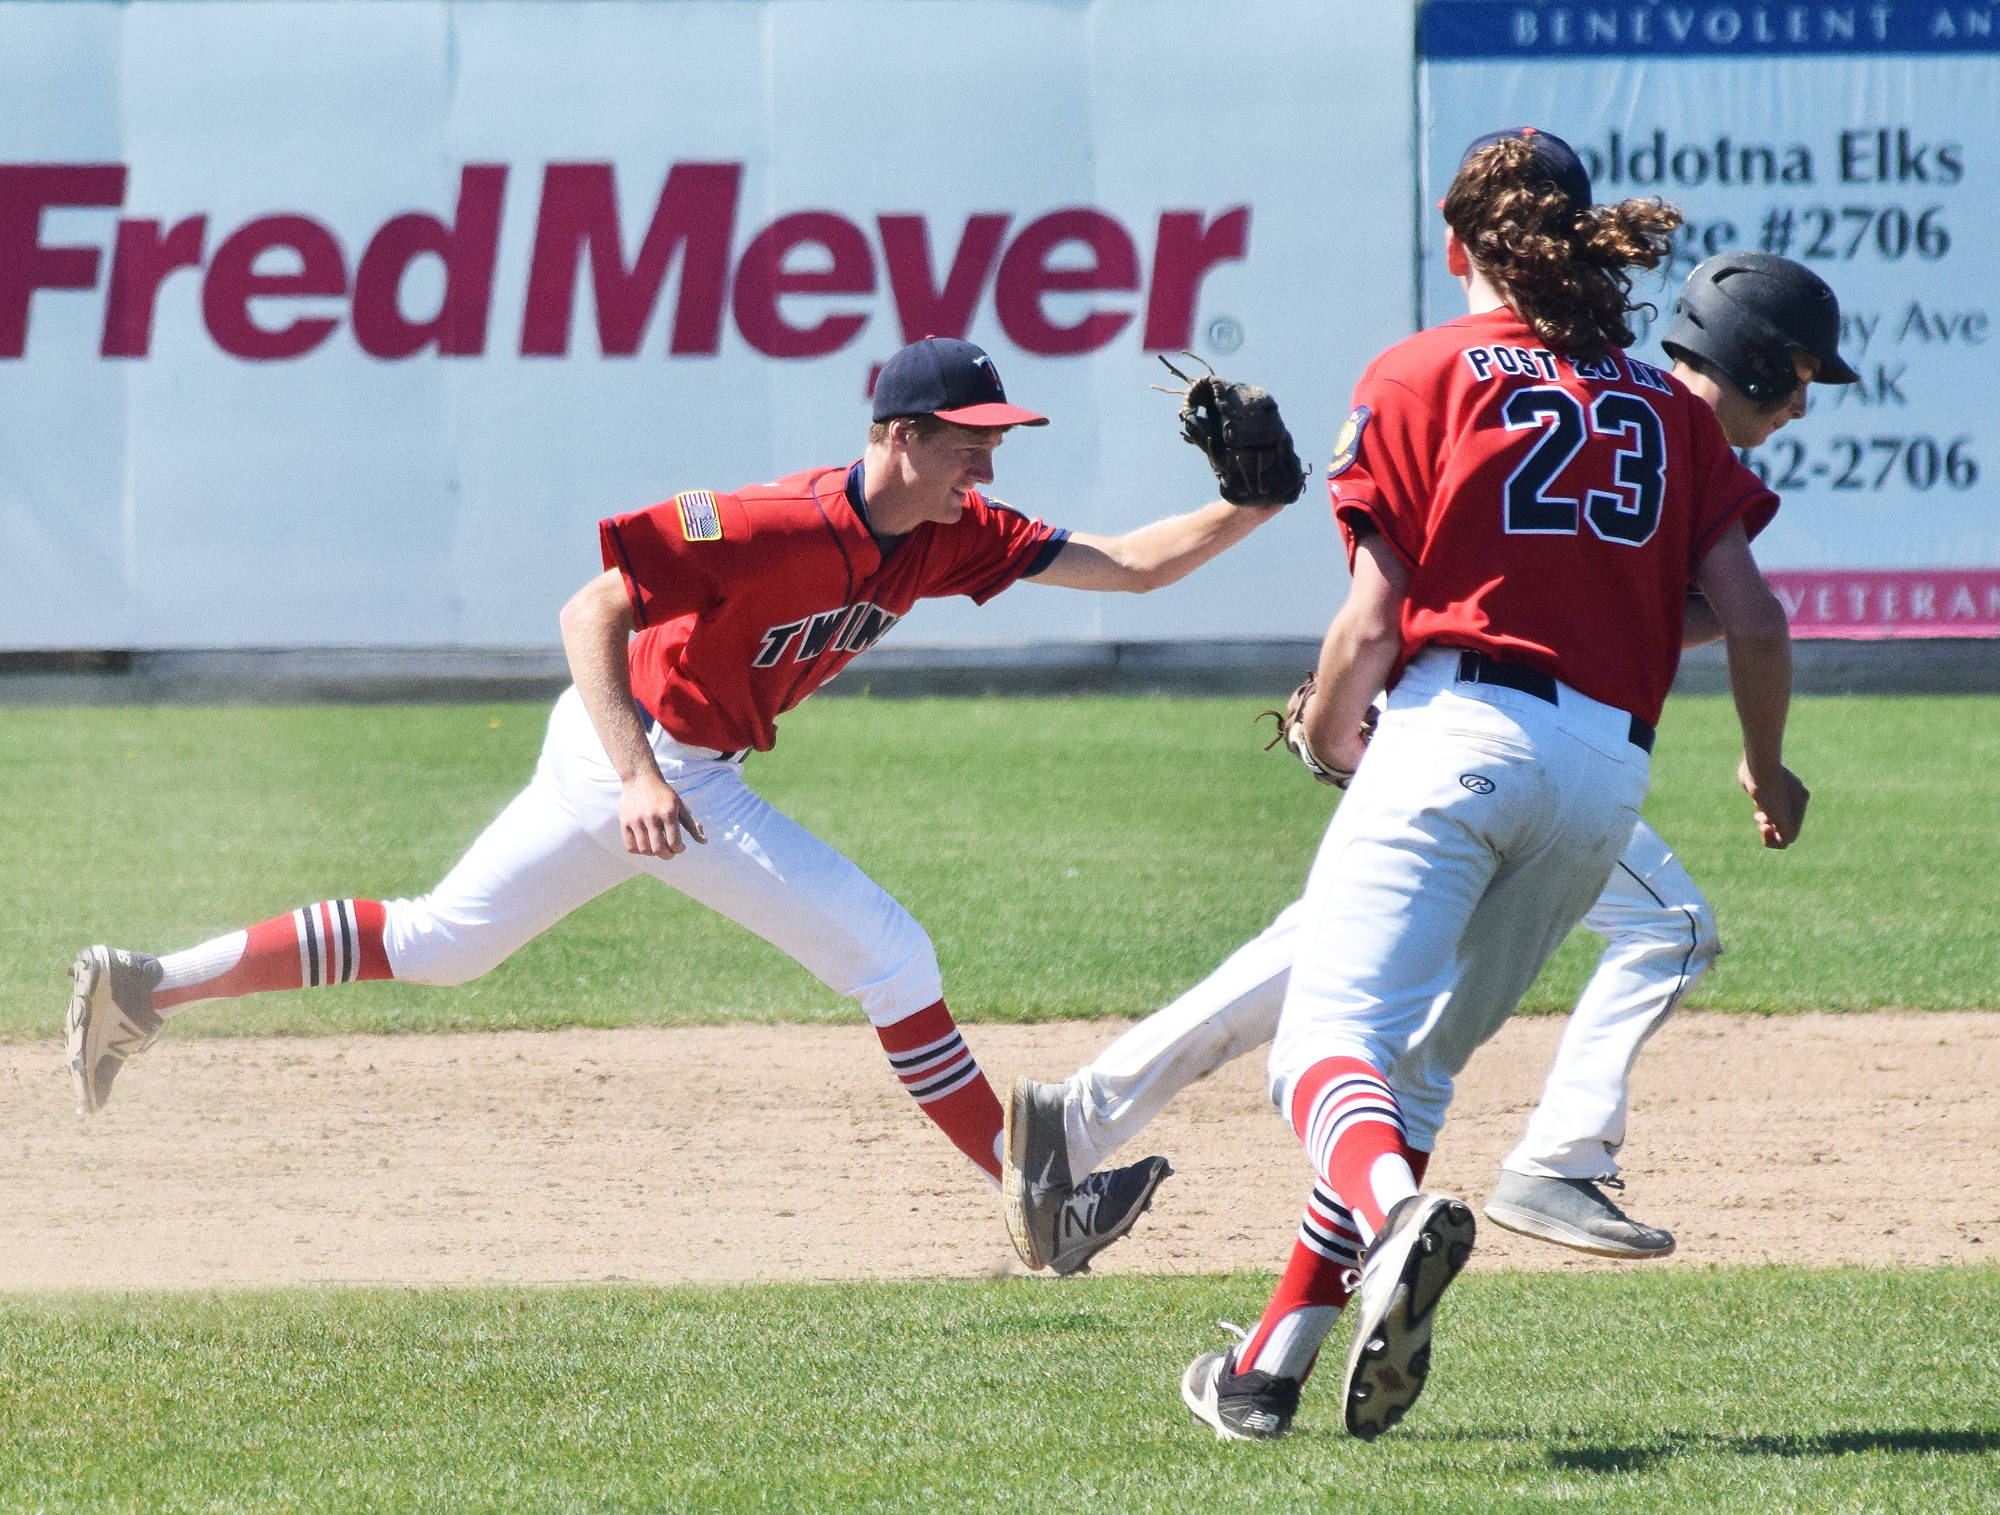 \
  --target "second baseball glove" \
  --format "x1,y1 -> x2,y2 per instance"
1160,355 -> 1307,508
1259,674 -> 1378,789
